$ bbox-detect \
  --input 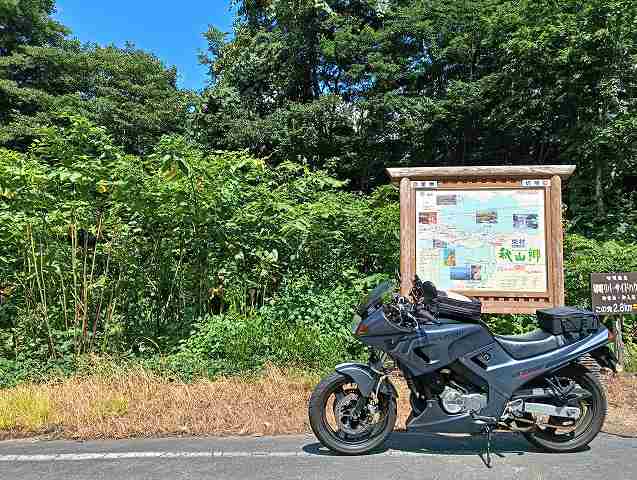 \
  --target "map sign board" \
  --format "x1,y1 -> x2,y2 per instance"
415,189 -> 547,293
591,272 -> 637,315
387,165 -> 576,314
